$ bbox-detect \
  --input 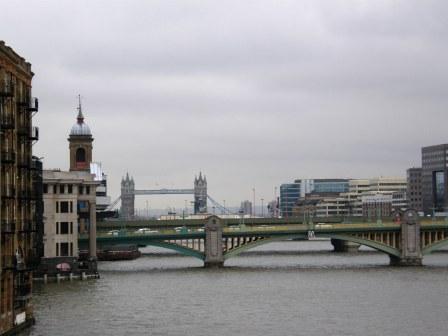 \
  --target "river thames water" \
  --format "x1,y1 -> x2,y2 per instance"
24,241 -> 448,336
